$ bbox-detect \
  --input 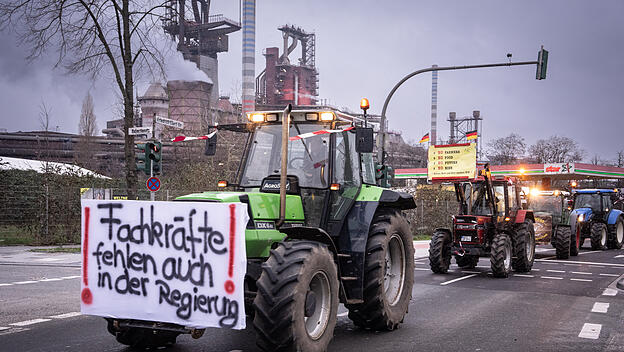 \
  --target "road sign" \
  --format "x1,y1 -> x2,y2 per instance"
155,116 -> 184,129
129,126 -> 153,135
146,177 -> 161,192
